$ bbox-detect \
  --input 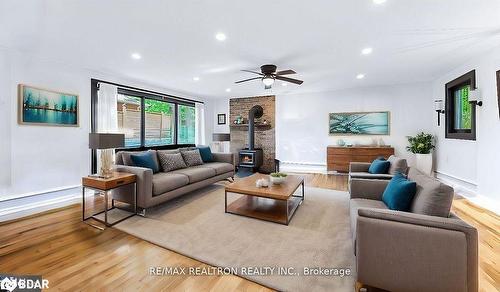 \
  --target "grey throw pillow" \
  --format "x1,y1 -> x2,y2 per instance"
157,151 -> 187,172
181,149 -> 204,167
408,168 -> 454,217
387,155 -> 408,175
